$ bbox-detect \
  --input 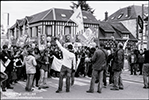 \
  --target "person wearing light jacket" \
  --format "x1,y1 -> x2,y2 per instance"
24,47 -> 37,92
55,38 -> 76,93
